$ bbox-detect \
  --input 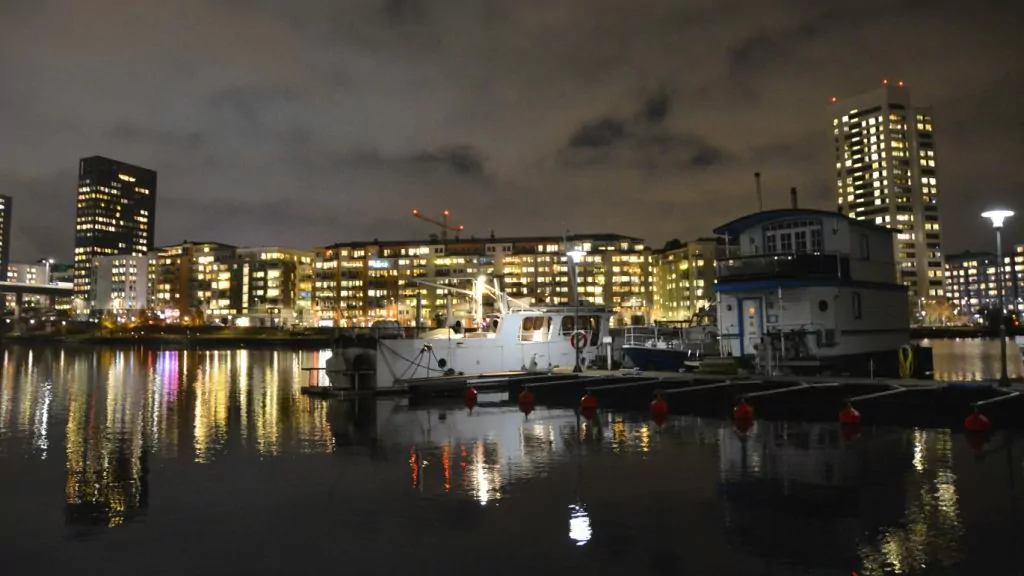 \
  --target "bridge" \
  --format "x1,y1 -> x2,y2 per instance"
0,281 -> 75,318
